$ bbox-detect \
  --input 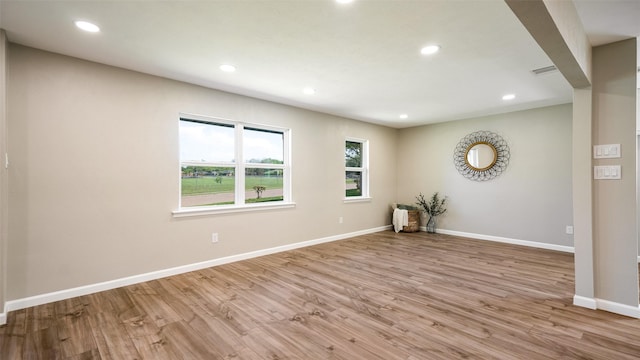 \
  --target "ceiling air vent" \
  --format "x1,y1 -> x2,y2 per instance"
531,65 -> 558,75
